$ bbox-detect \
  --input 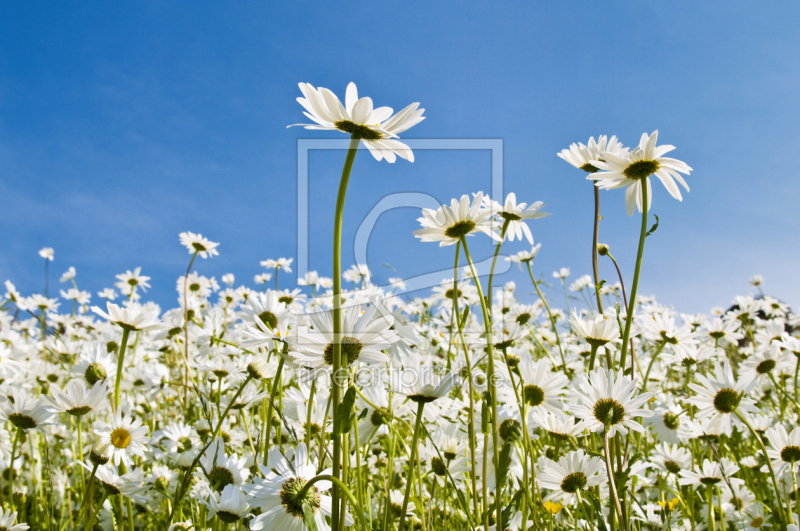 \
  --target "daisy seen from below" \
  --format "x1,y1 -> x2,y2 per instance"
0,509 -> 28,530
589,130 -> 693,216
91,301 -> 163,332
557,135 -> 627,174
203,484 -> 250,524
179,231 -> 220,259
570,368 -> 653,438
289,303 -> 399,369
48,379 -> 108,417
762,425 -> 800,479
483,192 -> 550,244
537,449 -> 606,505
245,442 -> 352,531
413,191 -> 500,246
0,388 -> 55,431
289,81 -> 425,162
